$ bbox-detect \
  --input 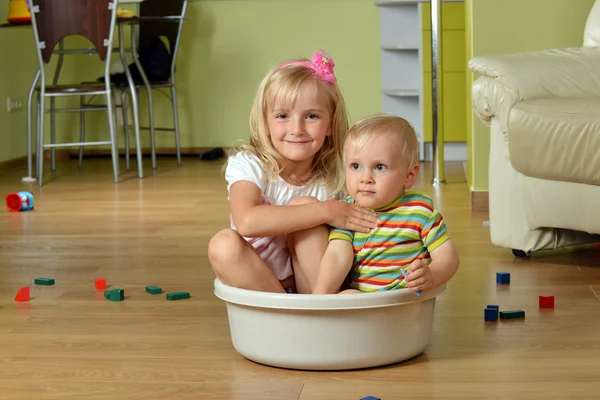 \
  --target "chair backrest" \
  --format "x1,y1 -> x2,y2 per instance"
138,0 -> 187,56
584,0 -> 600,46
30,0 -> 117,63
